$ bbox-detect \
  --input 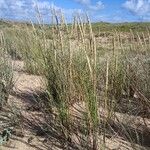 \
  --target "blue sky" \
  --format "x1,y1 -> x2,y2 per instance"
0,0 -> 150,23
